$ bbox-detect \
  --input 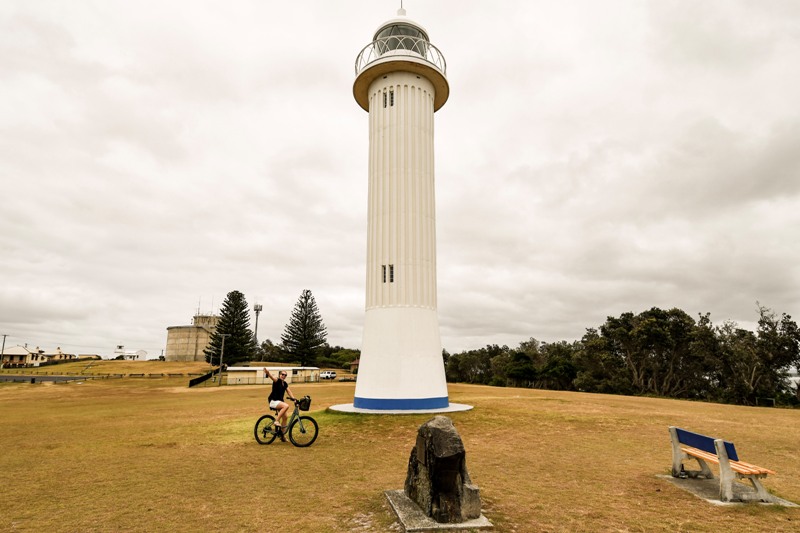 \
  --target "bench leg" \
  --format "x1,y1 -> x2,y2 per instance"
714,439 -> 734,502
670,426 -> 713,479
669,427 -> 683,477
693,457 -> 714,480
740,476 -> 772,503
